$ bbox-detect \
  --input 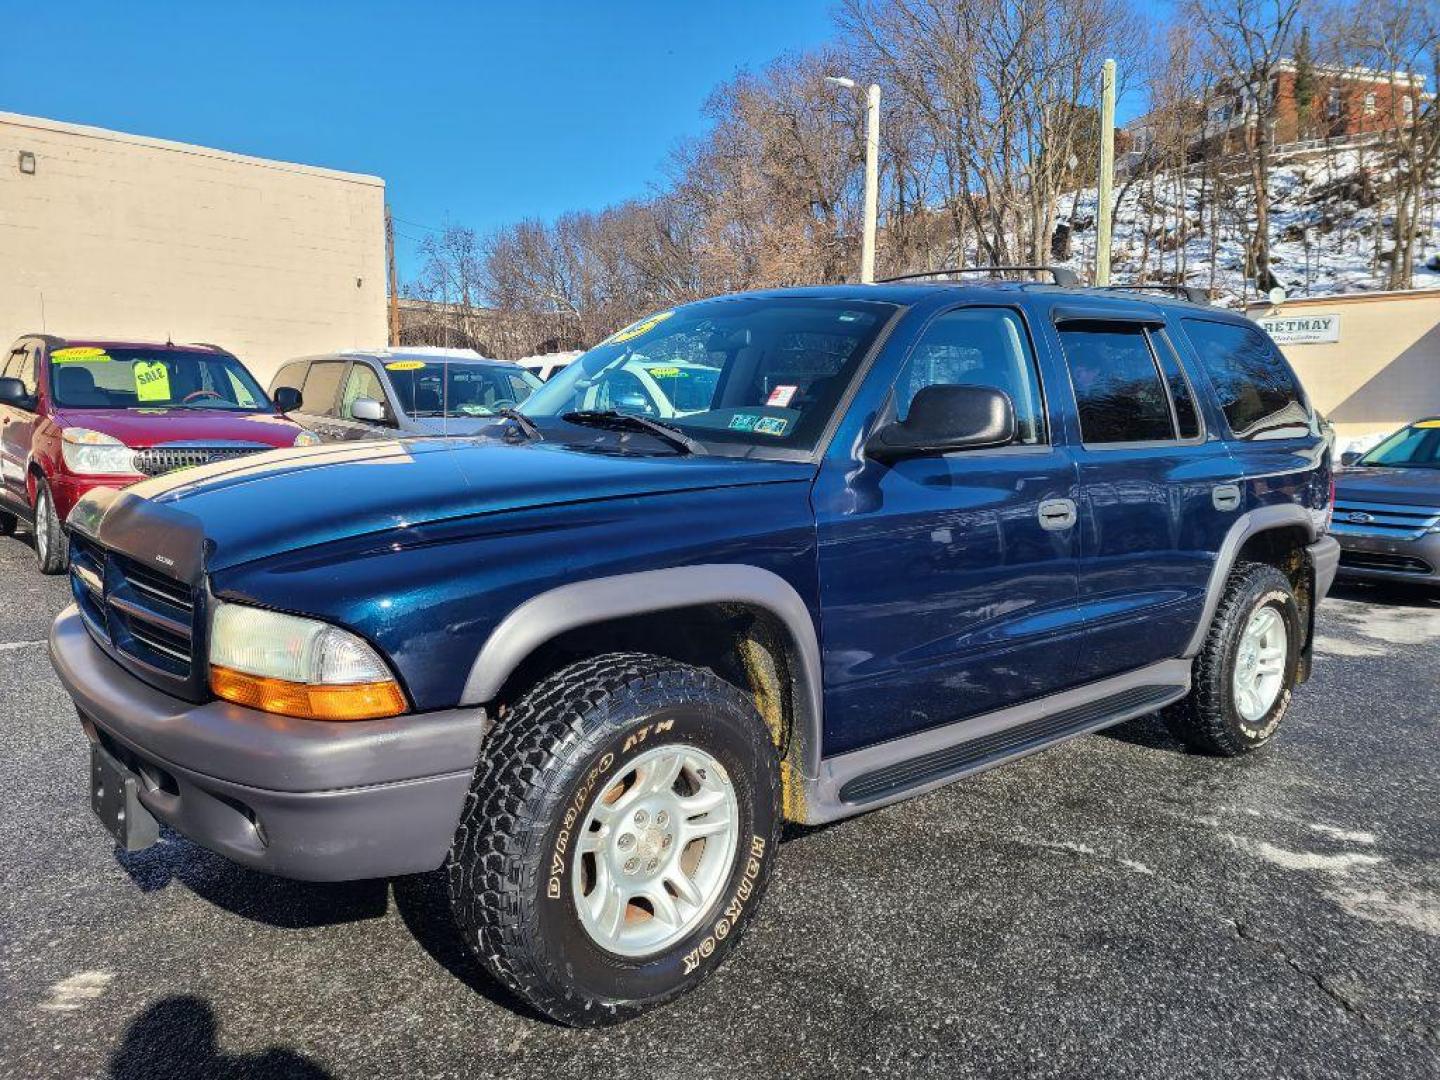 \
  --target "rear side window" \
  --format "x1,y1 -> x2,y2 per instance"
300,362 -> 347,418
1150,330 -> 1201,439
1182,319 -> 1310,440
1058,324 -> 1173,443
